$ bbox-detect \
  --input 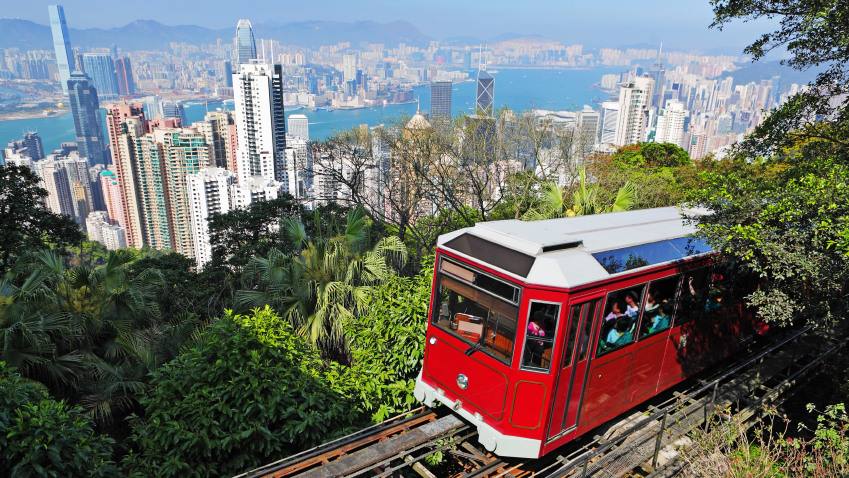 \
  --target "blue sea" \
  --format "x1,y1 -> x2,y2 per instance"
0,67 -> 620,154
